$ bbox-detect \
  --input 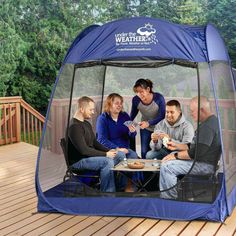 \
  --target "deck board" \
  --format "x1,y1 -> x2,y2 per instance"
126,218 -> 159,236
57,216 -> 103,235
197,222 -> 222,236
95,217 -> 131,235
161,221 -> 190,235
74,217 -> 116,236
0,142 -> 236,236
179,221 -> 206,236
144,220 -> 174,236
40,216 -> 88,236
